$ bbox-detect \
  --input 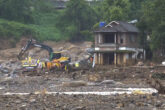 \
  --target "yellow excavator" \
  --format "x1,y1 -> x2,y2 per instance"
18,38 -> 70,71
